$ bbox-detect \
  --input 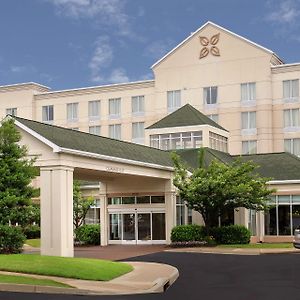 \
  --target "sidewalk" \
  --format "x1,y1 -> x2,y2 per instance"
166,246 -> 300,255
0,261 -> 179,295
